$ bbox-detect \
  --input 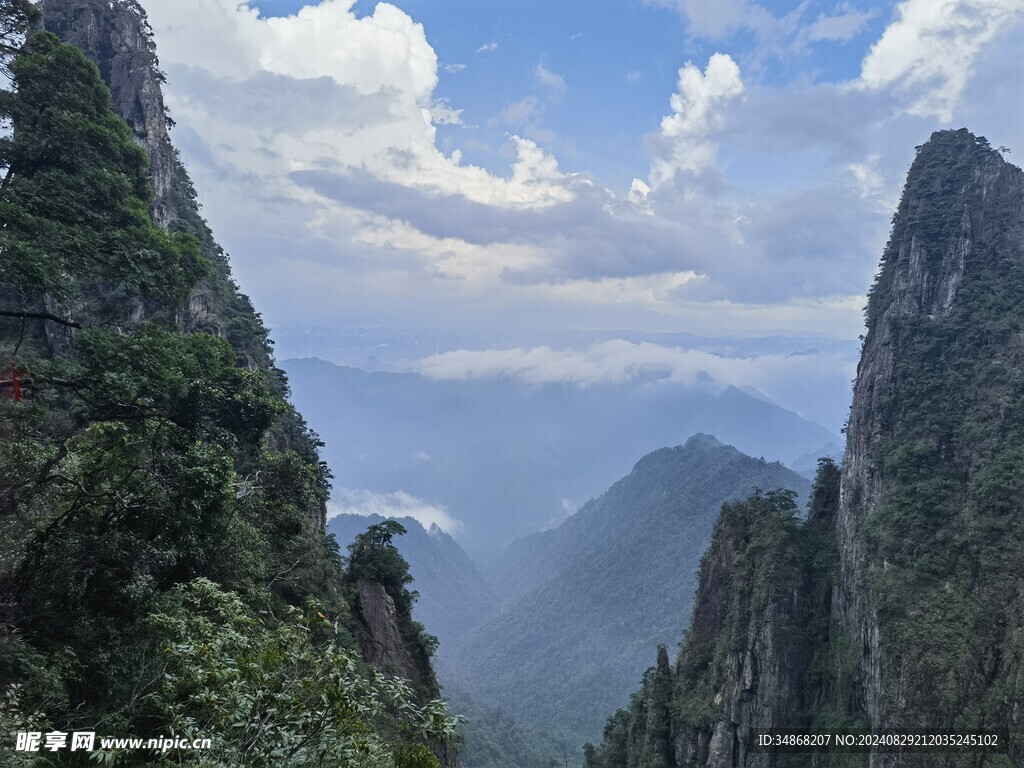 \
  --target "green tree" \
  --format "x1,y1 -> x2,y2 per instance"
0,30 -> 205,317
141,579 -> 458,768
0,1 -> 39,76
347,520 -> 413,591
